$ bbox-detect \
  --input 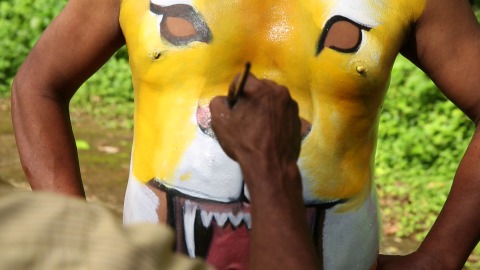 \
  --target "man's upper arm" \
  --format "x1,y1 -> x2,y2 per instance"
15,0 -> 125,99
402,0 -> 480,124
